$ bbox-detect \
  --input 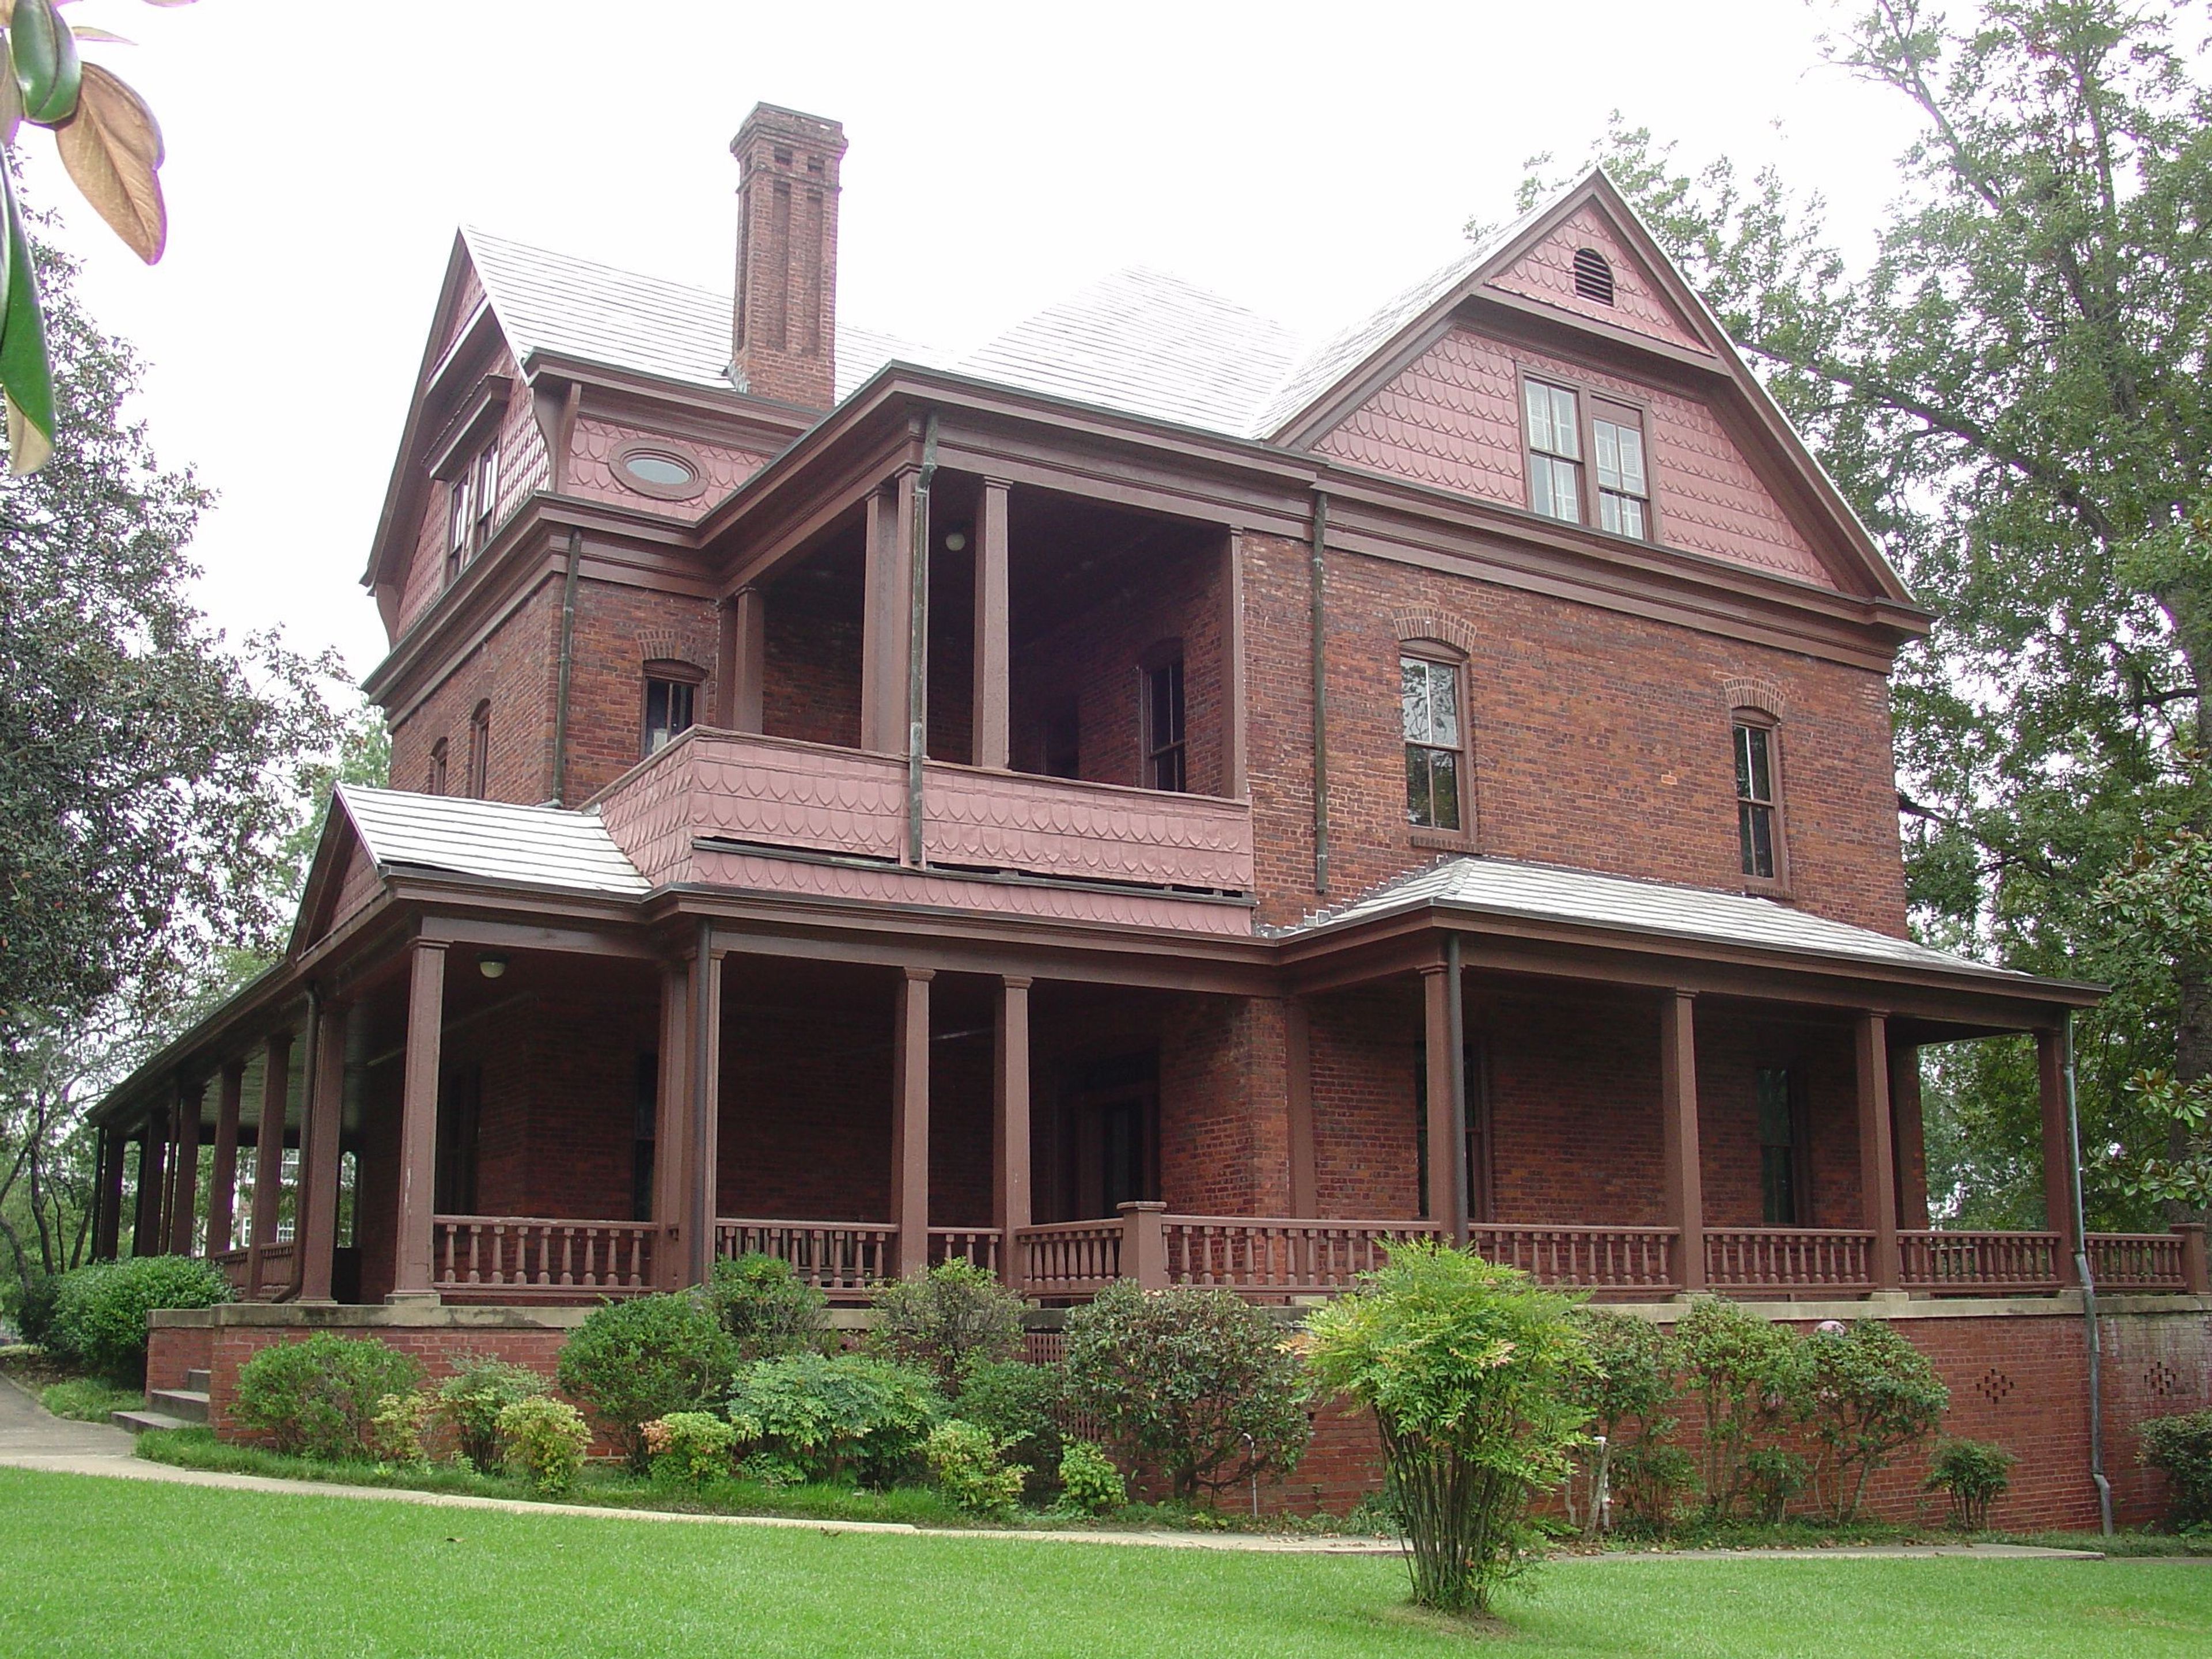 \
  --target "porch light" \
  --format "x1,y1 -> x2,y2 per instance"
944,530 -> 968,552
478,953 -> 508,980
